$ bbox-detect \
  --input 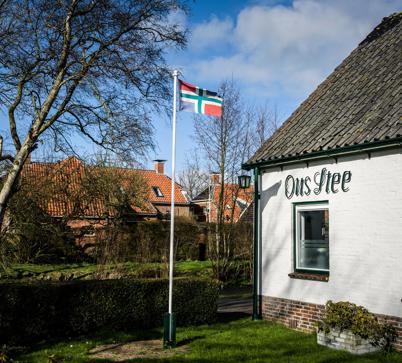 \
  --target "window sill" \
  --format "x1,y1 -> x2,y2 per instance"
288,272 -> 329,282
